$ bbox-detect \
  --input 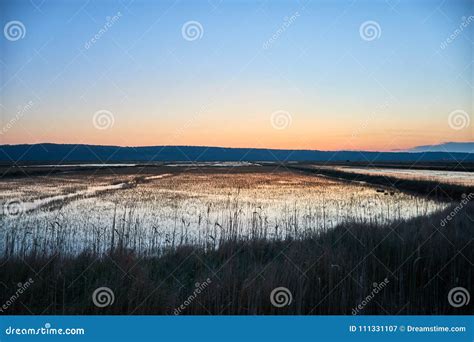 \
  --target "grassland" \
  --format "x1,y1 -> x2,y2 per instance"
0,164 -> 472,315
1,200 -> 472,314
